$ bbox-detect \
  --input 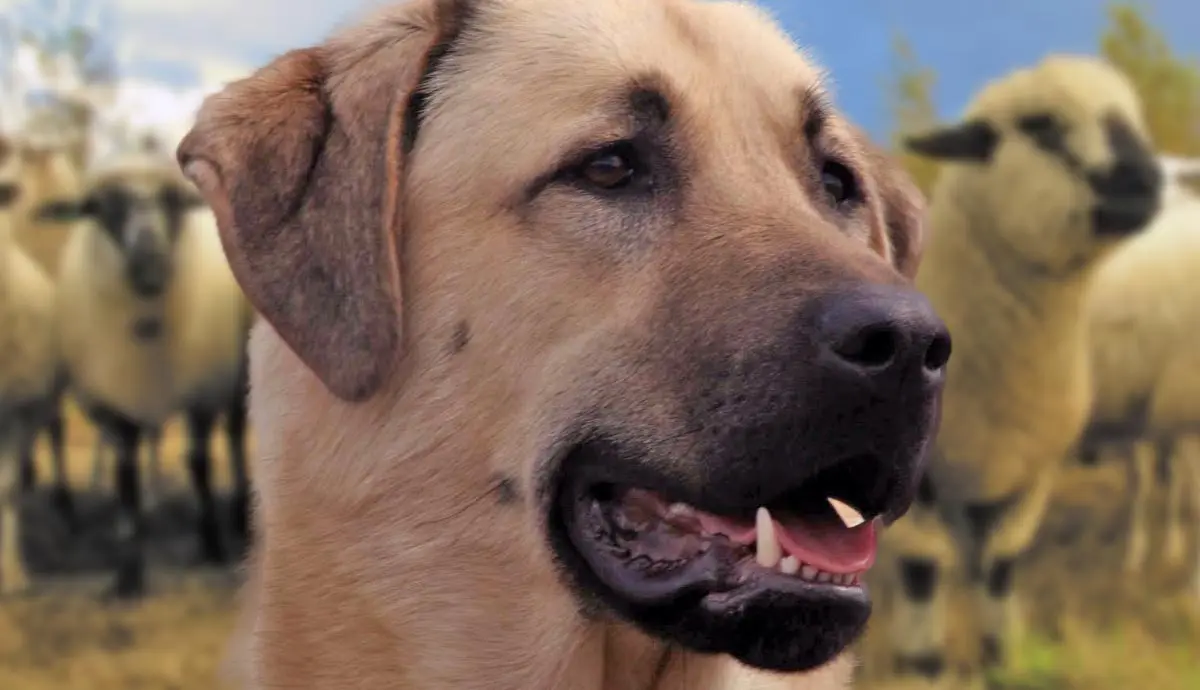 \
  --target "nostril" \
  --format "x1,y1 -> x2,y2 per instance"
923,332 -> 952,372
833,325 -> 898,369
